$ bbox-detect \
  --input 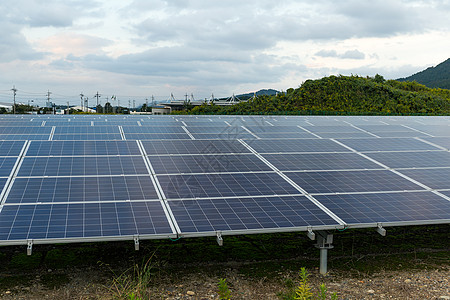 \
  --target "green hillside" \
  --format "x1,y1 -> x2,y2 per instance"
398,58 -> 450,89
186,75 -> 450,115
